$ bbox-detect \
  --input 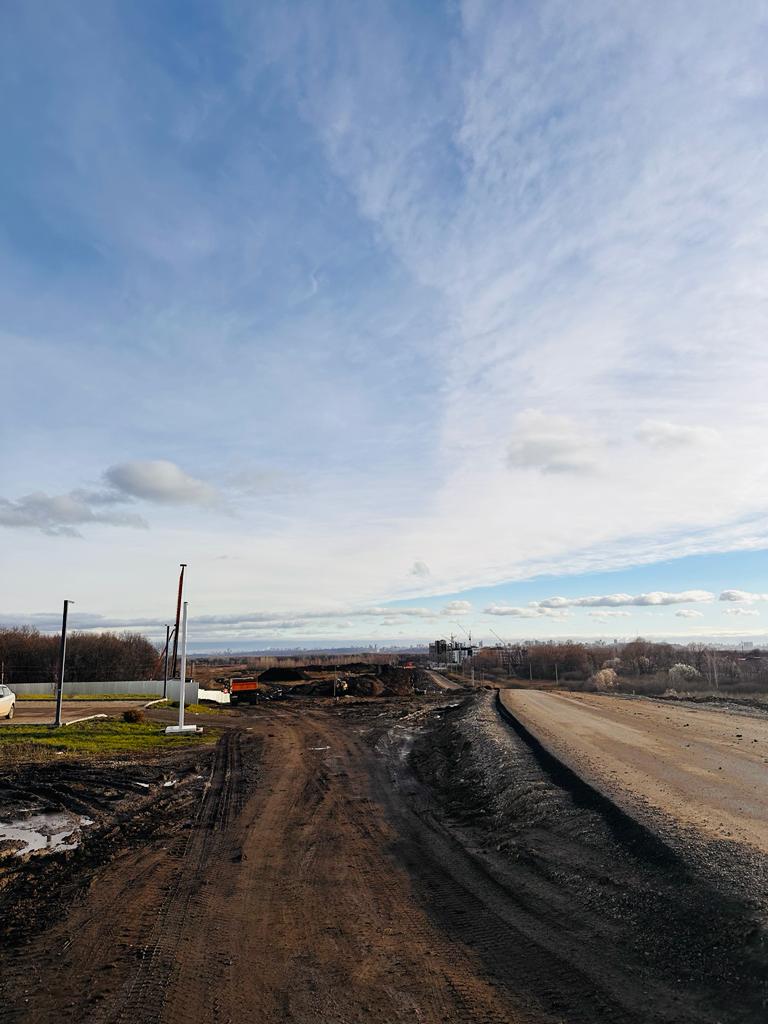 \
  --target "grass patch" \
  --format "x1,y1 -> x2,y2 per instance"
17,693 -> 155,701
165,701 -> 232,714
0,719 -> 217,754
